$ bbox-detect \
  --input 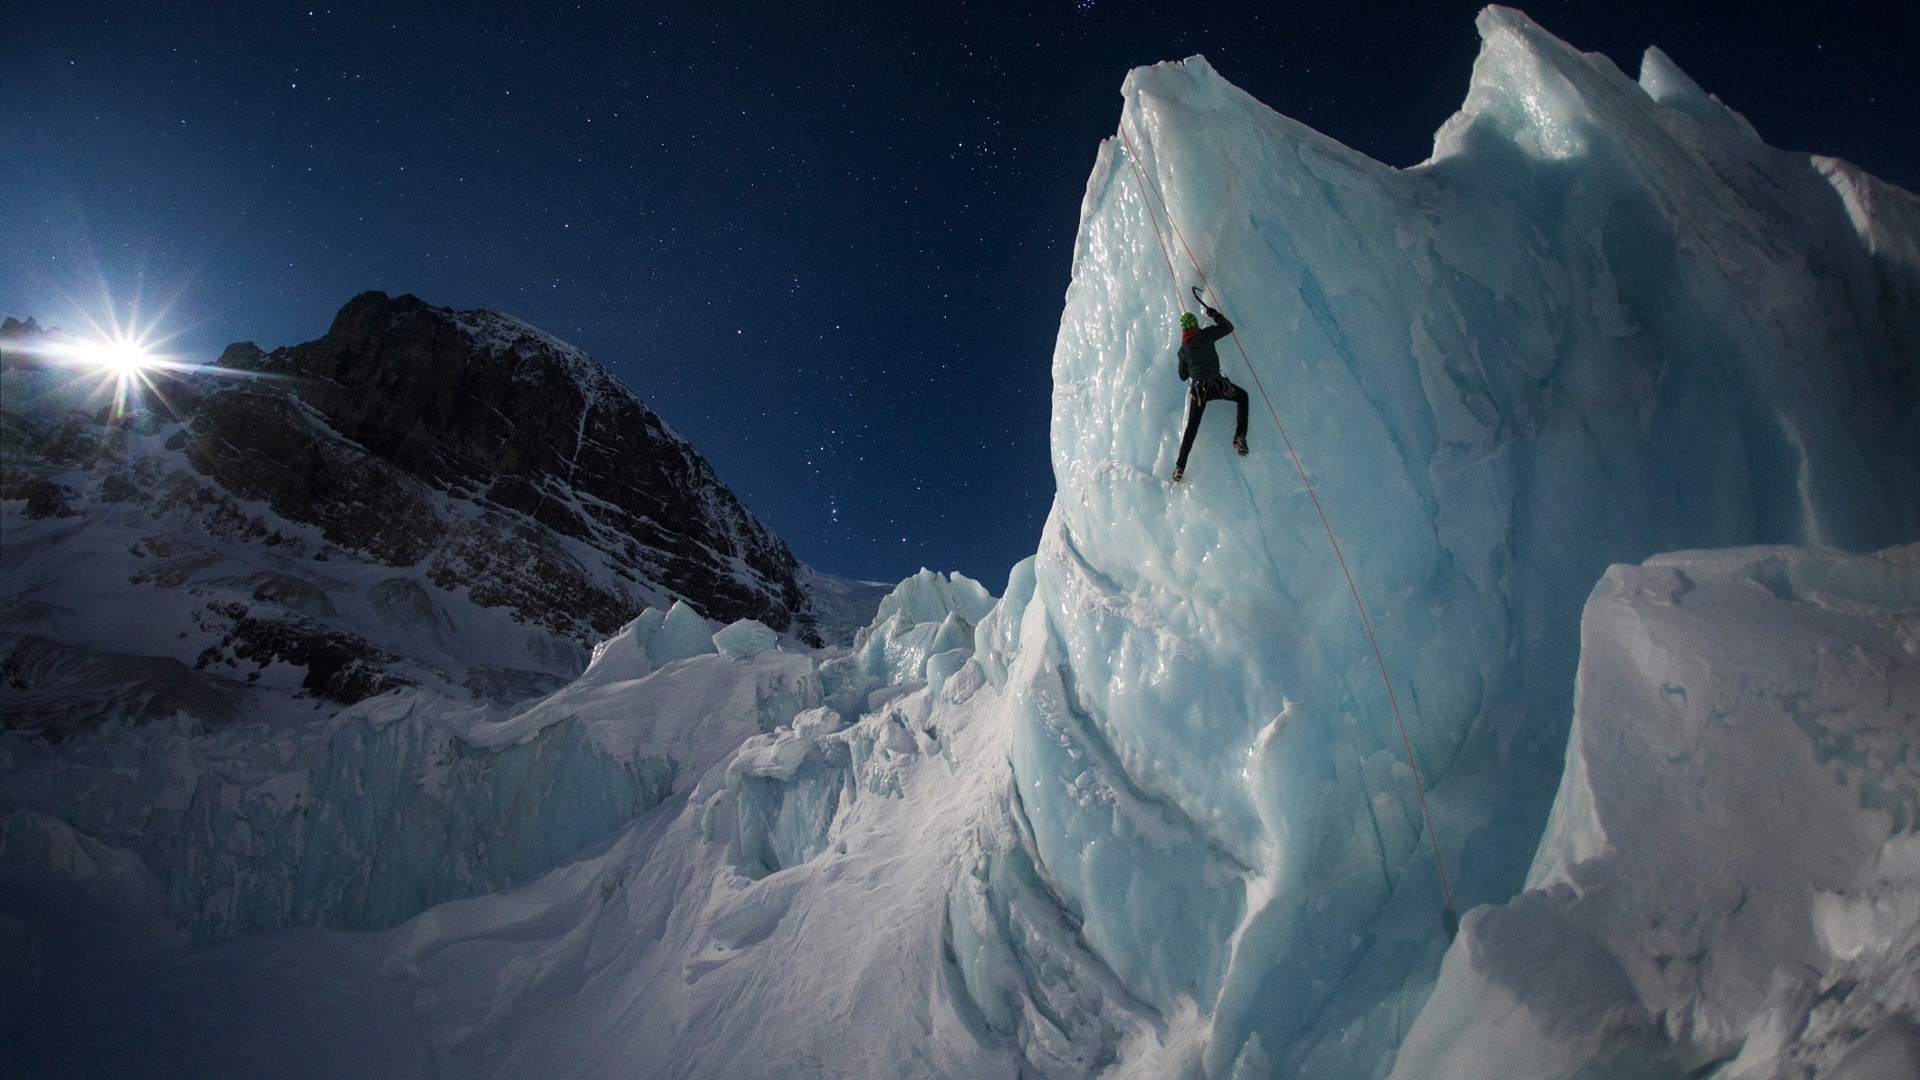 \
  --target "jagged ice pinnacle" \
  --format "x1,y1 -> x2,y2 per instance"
982,6 -> 1918,1075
